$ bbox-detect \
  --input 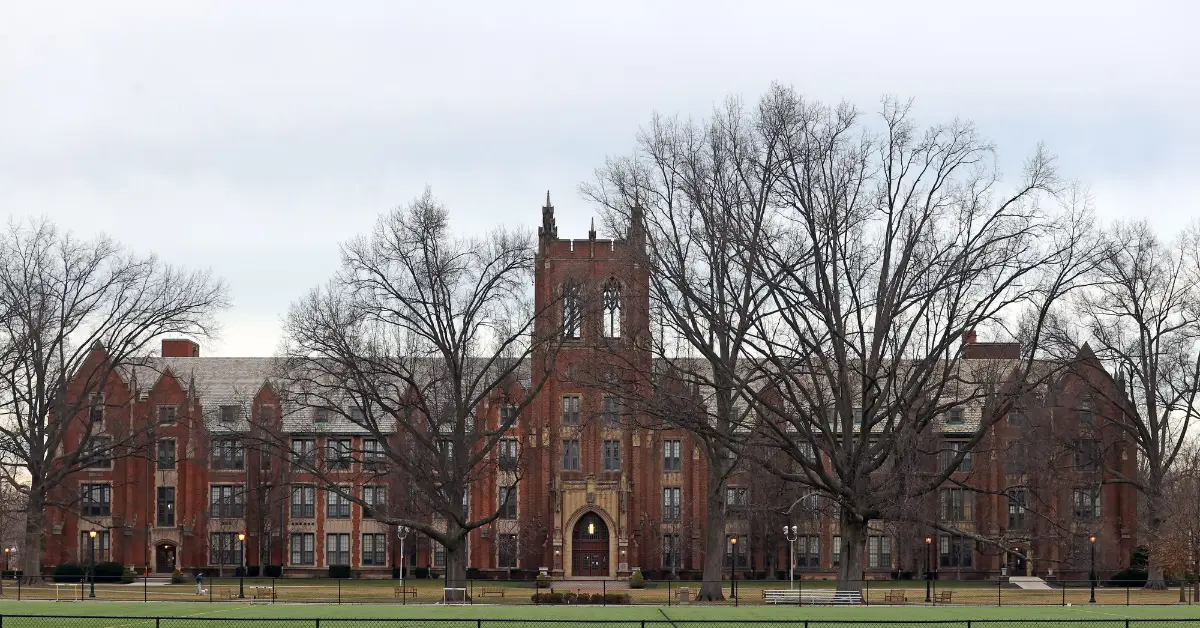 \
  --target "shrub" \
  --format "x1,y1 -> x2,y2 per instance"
171,569 -> 186,584
629,569 -> 645,589
264,565 -> 282,578
1107,567 -> 1148,587
246,565 -> 260,577
120,566 -> 136,584
93,561 -> 126,583
605,592 -> 632,604
52,563 -> 85,583
328,565 -> 351,579
536,572 -> 551,589
466,567 -> 482,580
413,567 -> 430,579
